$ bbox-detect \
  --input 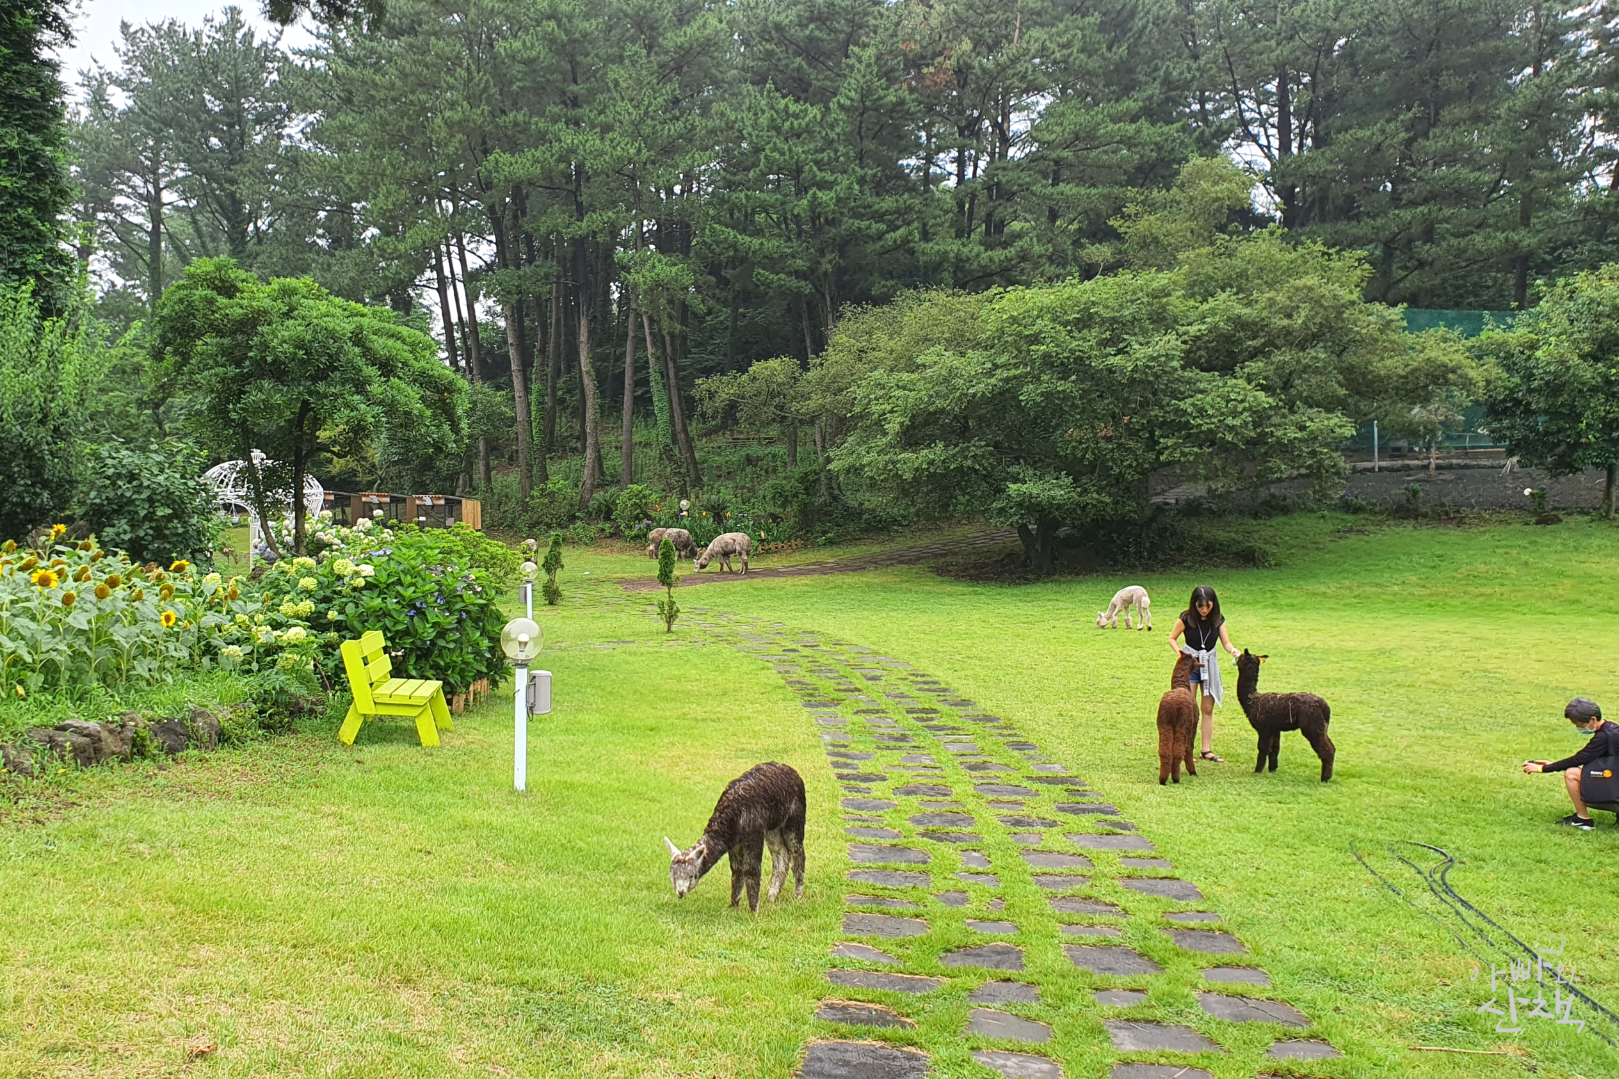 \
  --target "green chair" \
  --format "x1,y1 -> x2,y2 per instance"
338,630 -> 452,746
